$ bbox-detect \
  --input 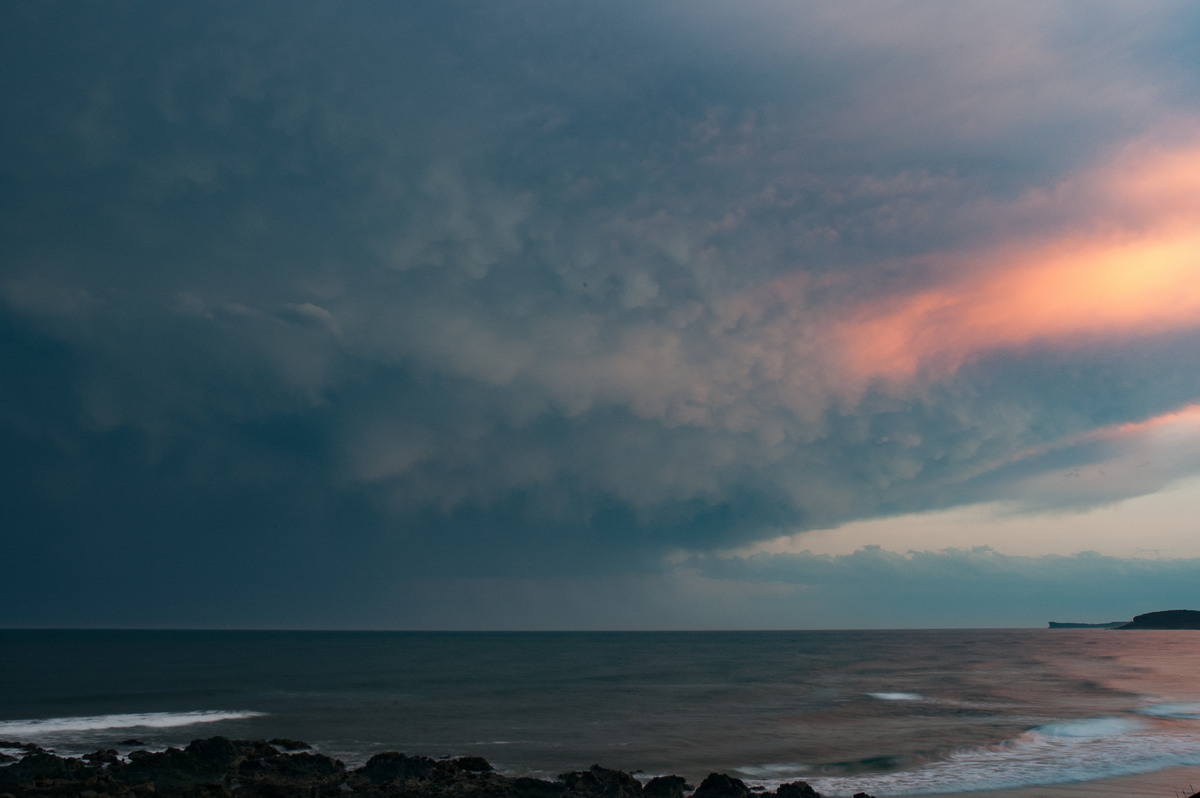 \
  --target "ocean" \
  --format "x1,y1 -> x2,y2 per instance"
3,629 -> 1200,796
